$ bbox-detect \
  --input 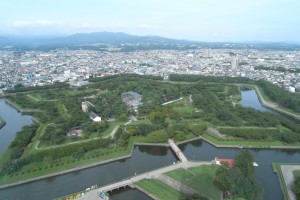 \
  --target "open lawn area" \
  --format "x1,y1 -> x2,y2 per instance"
135,179 -> 188,200
202,133 -> 293,147
165,165 -> 222,200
